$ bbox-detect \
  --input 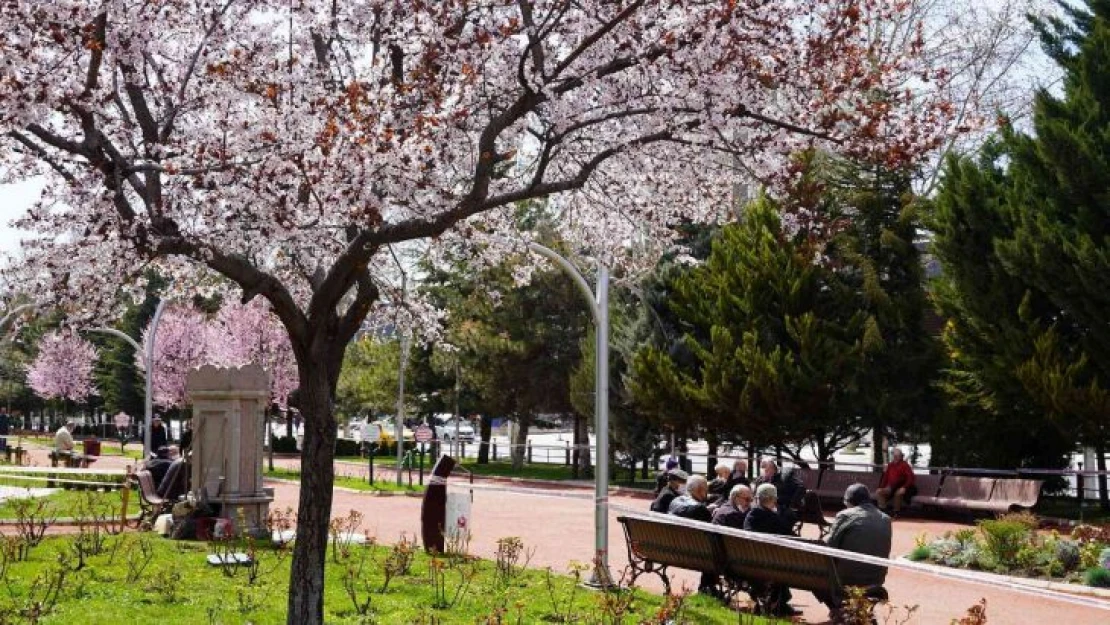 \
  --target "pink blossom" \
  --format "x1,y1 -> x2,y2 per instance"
207,299 -> 298,408
139,305 -> 209,409
26,331 -> 98,402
